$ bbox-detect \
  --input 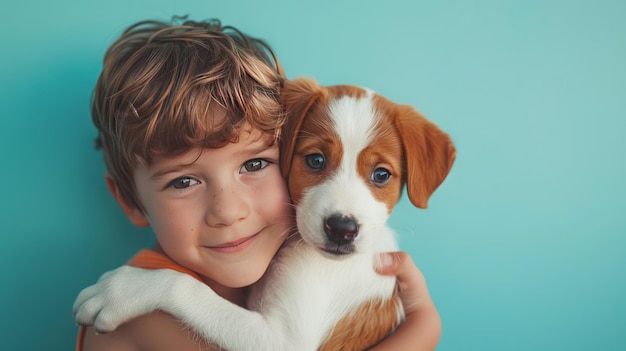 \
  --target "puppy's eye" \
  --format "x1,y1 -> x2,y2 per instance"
305,153 -> 325,170
371,168 -> 391,186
